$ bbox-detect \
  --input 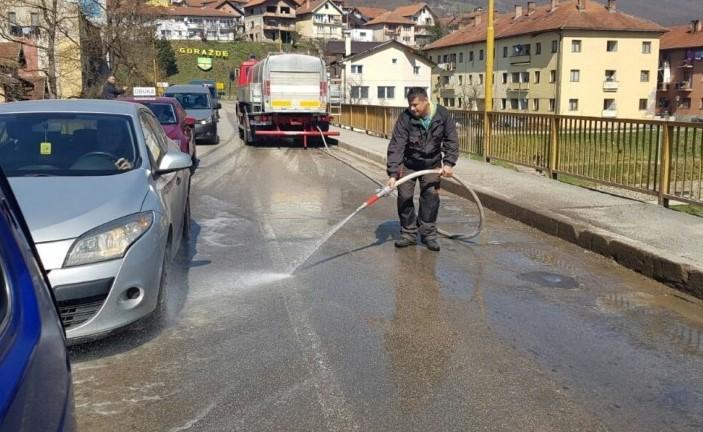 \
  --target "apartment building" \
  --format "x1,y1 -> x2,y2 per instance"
657,20 -> 703,120
424,0 -> 665,119
154,6 -> 242,40
0,0 -> 83,98
364,12 -> 415,47
341,40 -> 432,107
392,3 -> 437,47
295,0 -> 344,40
243,0 -> 298,43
